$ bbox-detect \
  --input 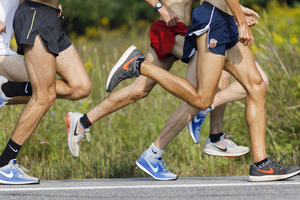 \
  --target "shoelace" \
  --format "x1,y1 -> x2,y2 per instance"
14,164 -> 30,175
158,159 -> 171,173
271,153 -> 285,164
77,128 -> 91,144
222,134 -> 237,148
